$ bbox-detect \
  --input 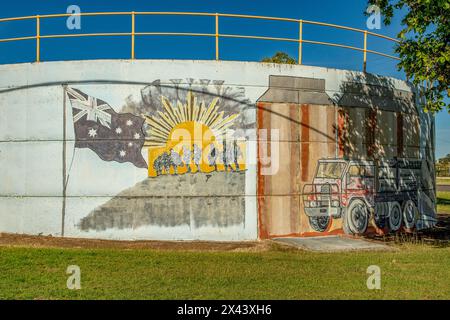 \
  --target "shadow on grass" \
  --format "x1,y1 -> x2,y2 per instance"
437,196 -> 450,206
366,214 -> 450,248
